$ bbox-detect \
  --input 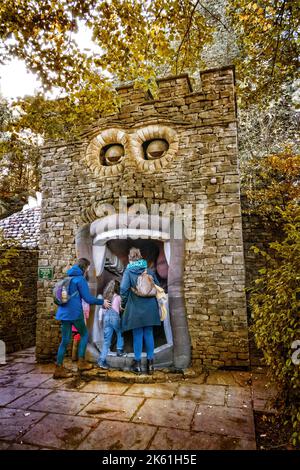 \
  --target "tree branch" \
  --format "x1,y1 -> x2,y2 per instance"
271,0 -> 286,78
175,0 -> 200,74
198,1 -> 230,32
